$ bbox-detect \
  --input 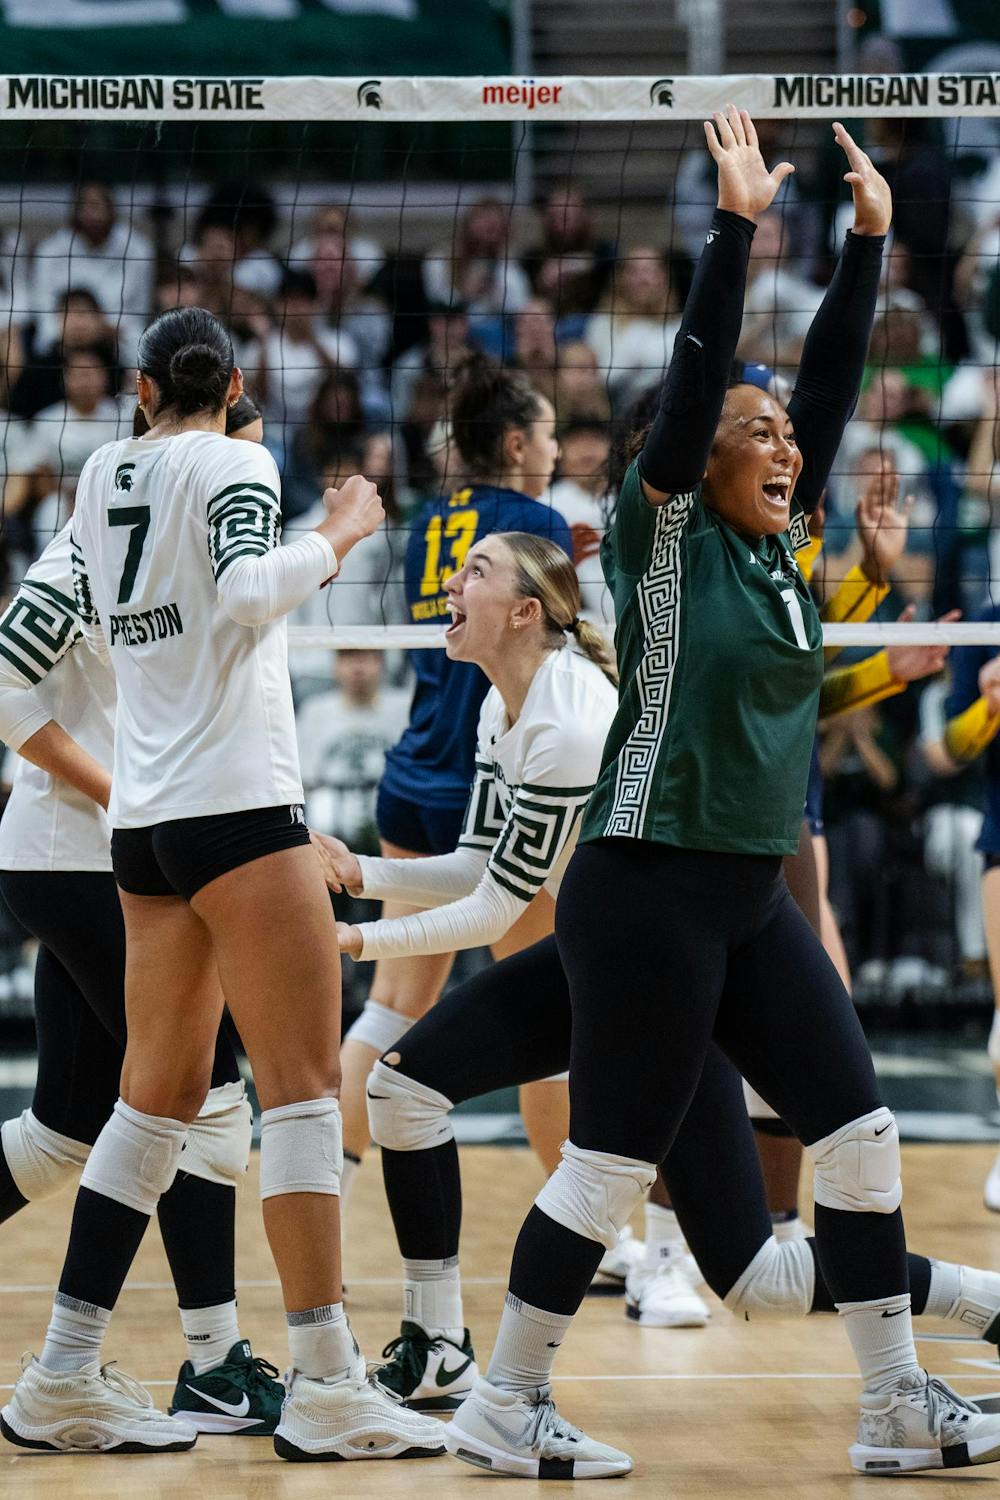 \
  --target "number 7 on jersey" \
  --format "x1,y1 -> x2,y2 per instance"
109,505 -> 151,605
